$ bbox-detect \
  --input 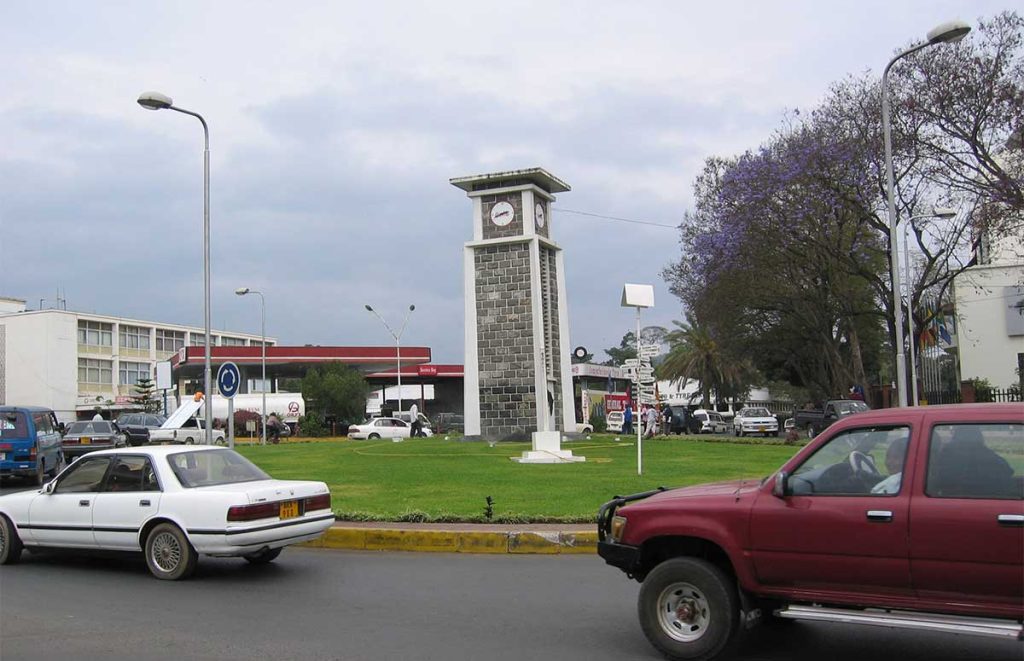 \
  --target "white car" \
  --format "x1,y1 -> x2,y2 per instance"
606,411 -> 624,433
0,446 -> 334,580
348,417 -> 432,439
692,409 -> 729,434
148,416 -> 227,445
733,406 -> 780,437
